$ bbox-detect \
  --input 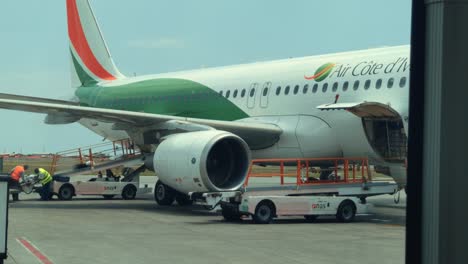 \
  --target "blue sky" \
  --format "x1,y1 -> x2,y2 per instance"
0,0 -> 411,153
